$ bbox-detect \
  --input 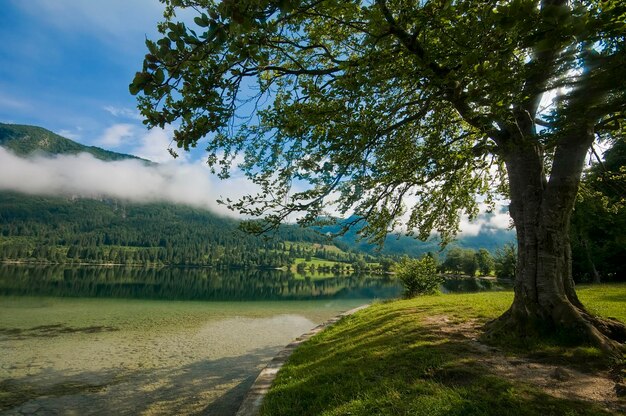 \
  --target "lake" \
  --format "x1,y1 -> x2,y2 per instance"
0,265 -> 402,415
